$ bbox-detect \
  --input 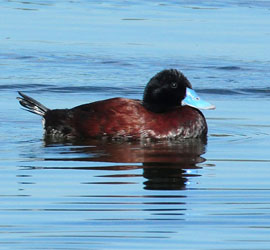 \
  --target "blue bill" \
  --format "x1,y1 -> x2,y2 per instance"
182,88 -> 215,110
